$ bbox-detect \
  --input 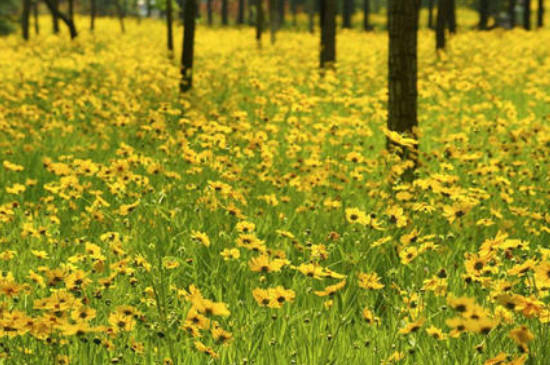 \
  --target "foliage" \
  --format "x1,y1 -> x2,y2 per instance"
0,0 -> 17,35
